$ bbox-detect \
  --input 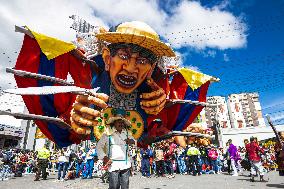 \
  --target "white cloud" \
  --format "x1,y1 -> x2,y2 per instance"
89,0 -> 167,31
164,1 -> 247,49
0,0 -> 247,90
